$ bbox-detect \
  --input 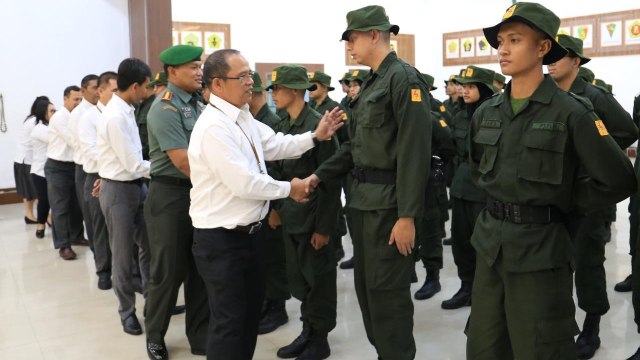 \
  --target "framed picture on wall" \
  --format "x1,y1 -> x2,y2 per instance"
173,22 -> 231,59
476,36 -> 491,57
625,19 -> 640,44
181,31 -> 202,47
460,37 -> 475,58
205,32 -> 225,52
573,24 -> 593,48
445,39 -> 460,59
601,21 -> 622,47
